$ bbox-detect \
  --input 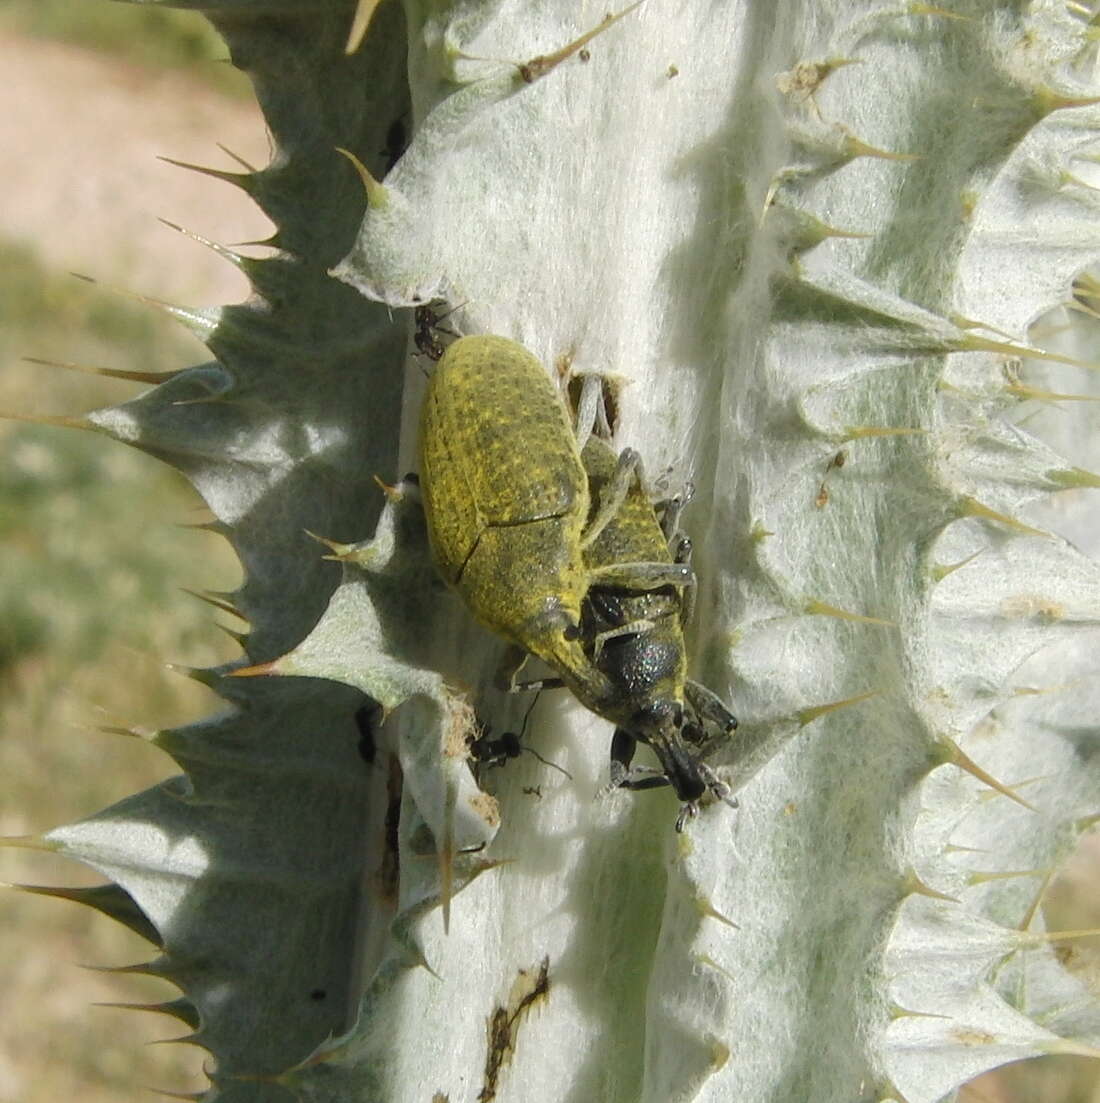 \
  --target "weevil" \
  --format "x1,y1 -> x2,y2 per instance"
419,335 -> 689,718
418,335 -> 737,826
576,427 -> 738,828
